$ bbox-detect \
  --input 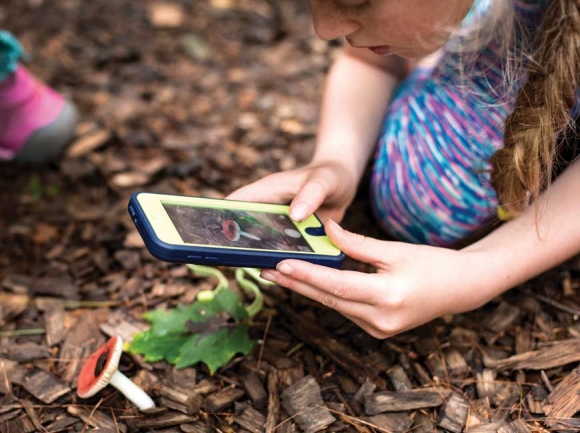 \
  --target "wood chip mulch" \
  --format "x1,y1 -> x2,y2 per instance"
1,0 -> 580,432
